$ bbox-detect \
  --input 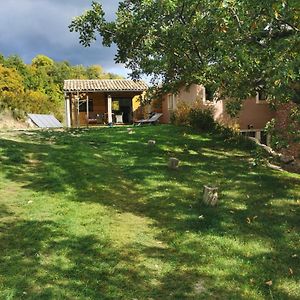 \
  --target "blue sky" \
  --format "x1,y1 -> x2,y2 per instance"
0,0 -> 130,76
